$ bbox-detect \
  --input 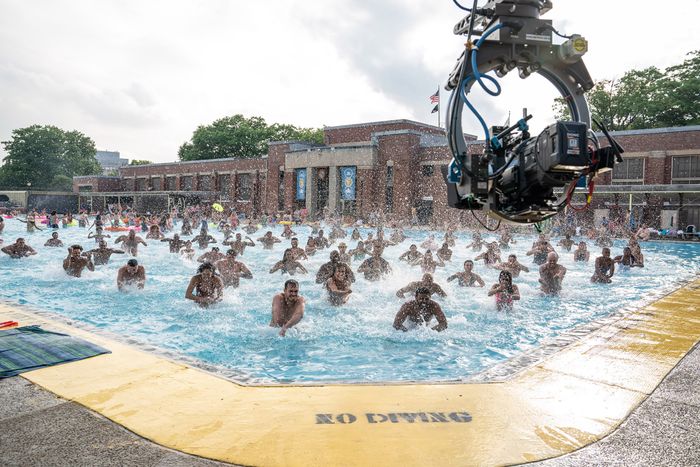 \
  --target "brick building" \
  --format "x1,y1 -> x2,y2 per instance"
73,120 -> 700,229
